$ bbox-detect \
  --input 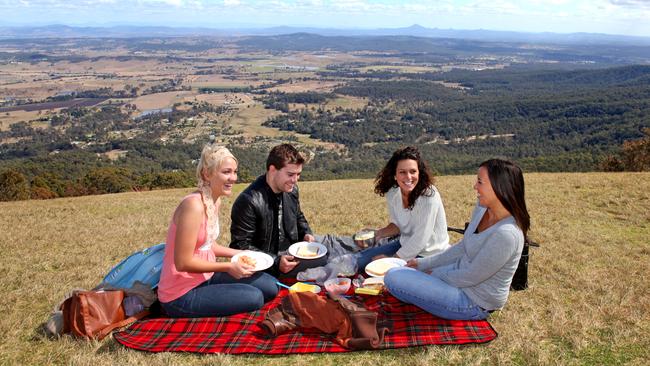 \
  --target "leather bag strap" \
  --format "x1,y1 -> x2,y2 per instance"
95,310 -> 150,340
